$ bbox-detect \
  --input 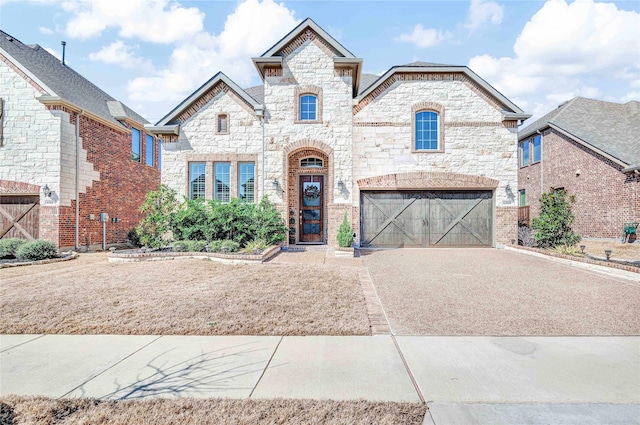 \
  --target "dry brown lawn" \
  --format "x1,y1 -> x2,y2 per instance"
580,239 -> 640,261
0,253 -> 370,336
0,396 -> 427,425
